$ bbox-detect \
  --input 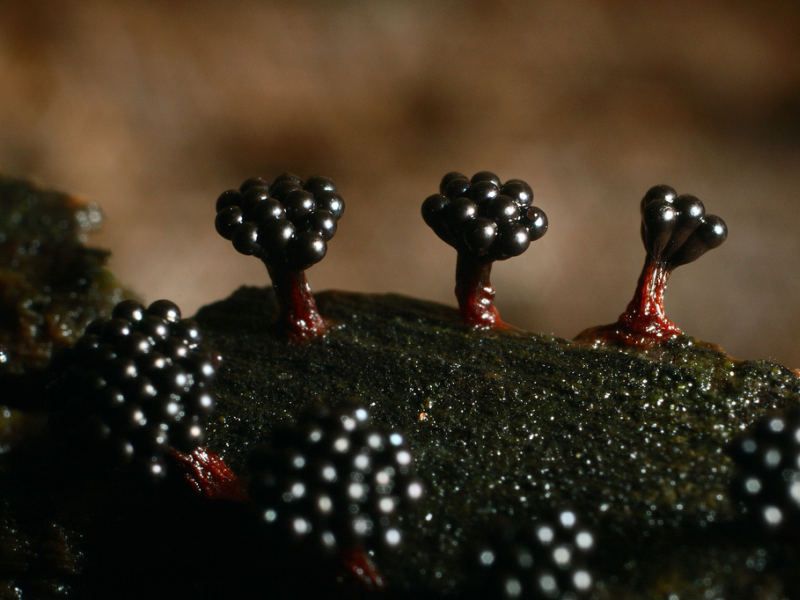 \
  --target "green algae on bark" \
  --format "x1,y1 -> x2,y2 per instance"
0,176 -> 128,374
196,286 -> 800,598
